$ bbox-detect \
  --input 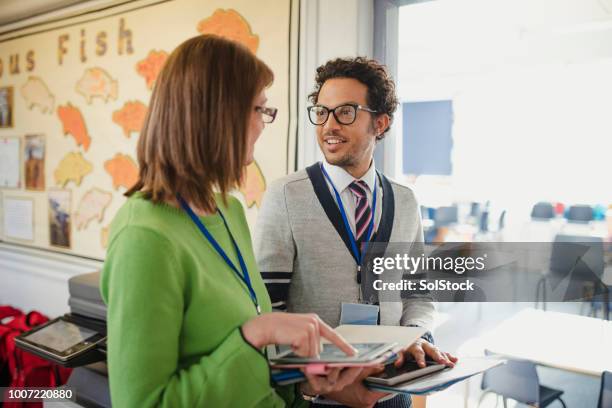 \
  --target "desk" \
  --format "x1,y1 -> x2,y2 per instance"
459,308 -> 612,407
